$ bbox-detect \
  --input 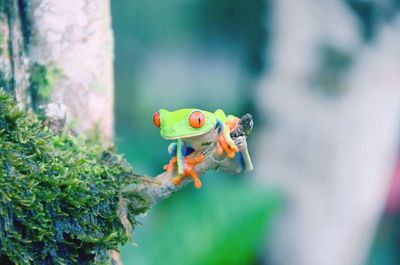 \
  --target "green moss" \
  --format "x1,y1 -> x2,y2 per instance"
0,90 -> 150,264
29,63 -> 63,110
